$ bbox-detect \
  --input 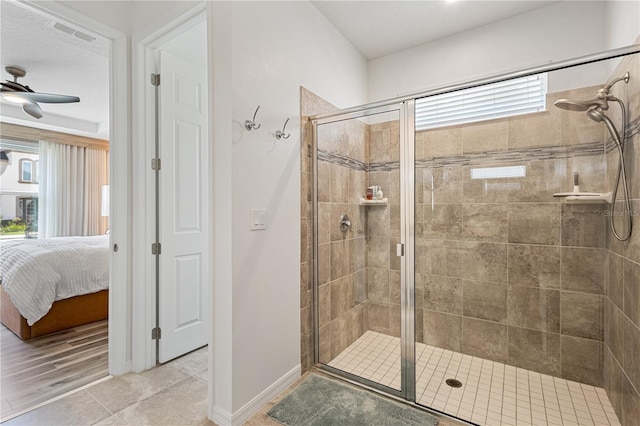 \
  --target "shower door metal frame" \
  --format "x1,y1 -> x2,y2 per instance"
311,101 -> 416,402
